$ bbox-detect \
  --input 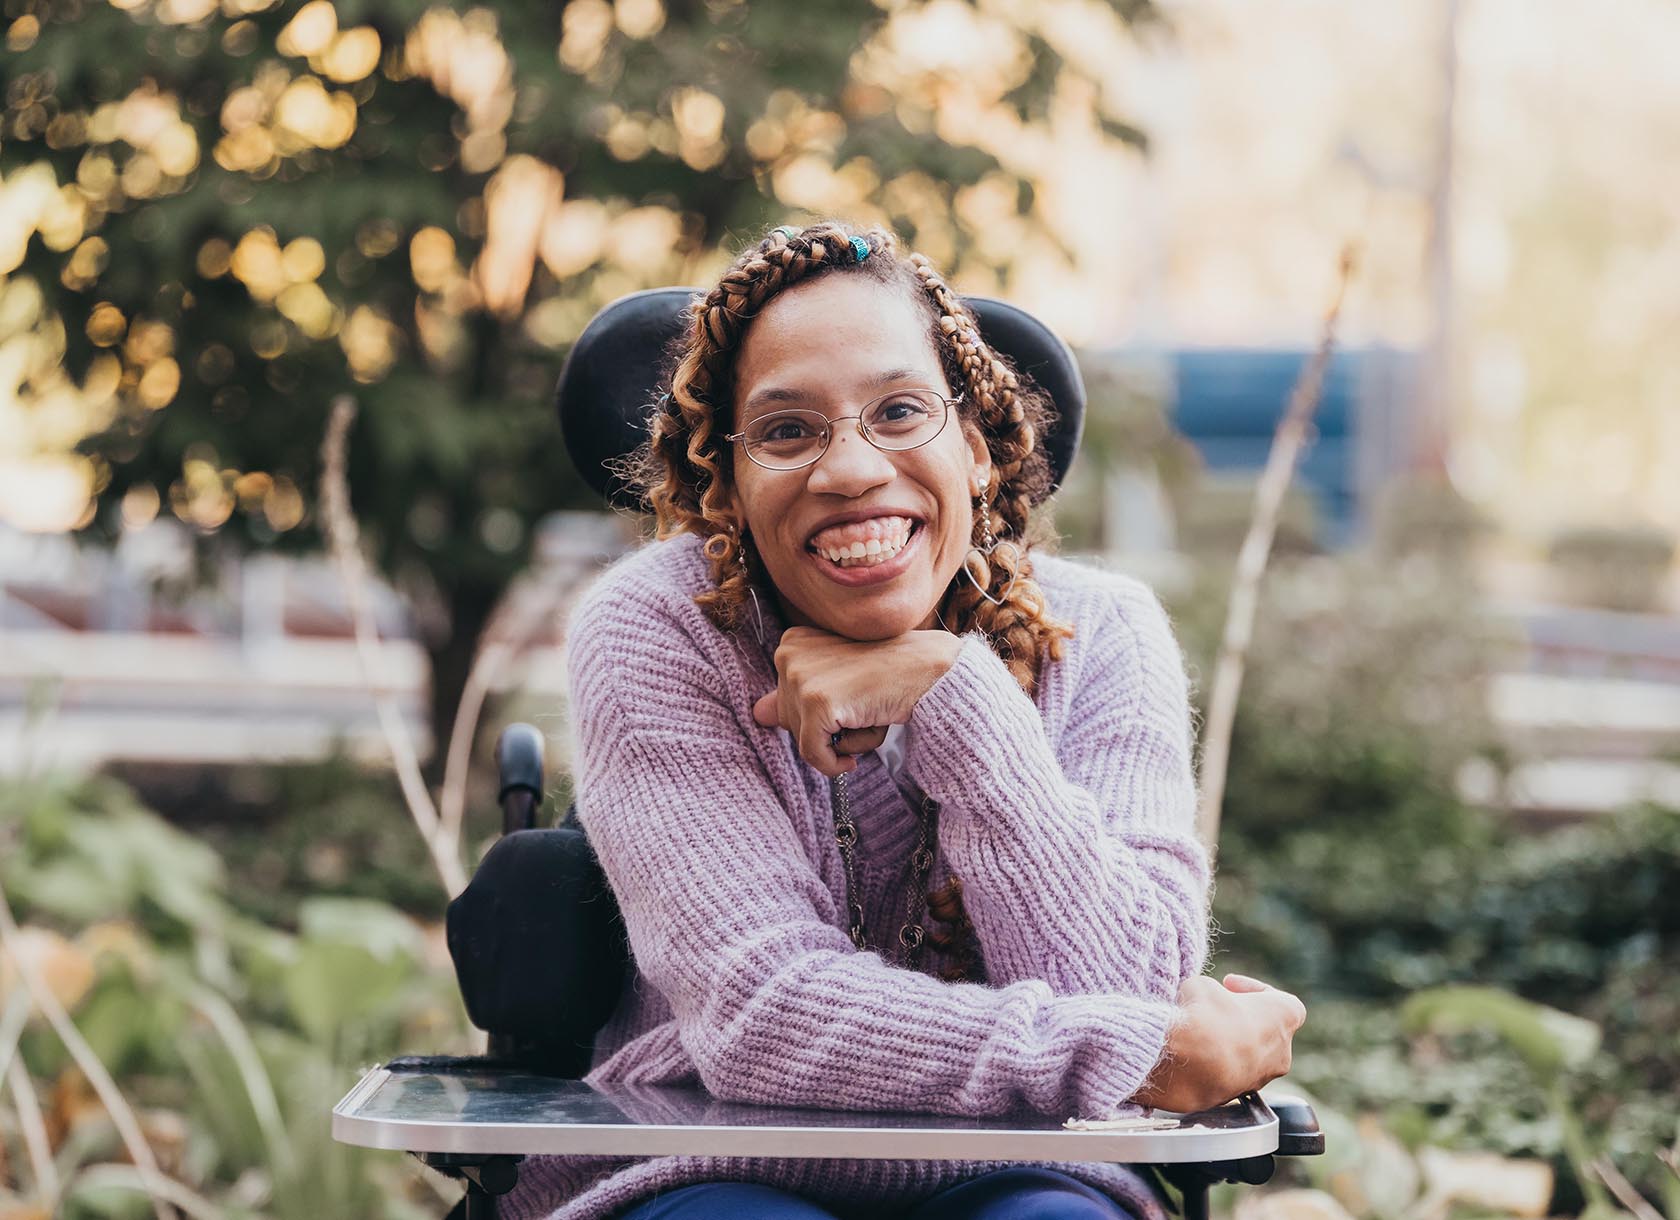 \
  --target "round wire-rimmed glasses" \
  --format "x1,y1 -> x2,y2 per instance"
726,389 -> 961,472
